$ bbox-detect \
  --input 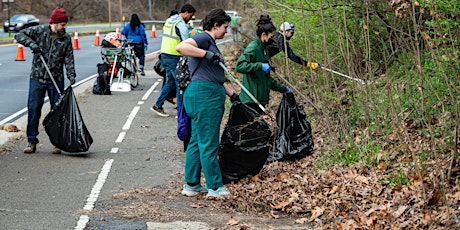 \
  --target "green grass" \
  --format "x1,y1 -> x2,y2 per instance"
379,170 -> 408,188
318,141 -> 382,168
